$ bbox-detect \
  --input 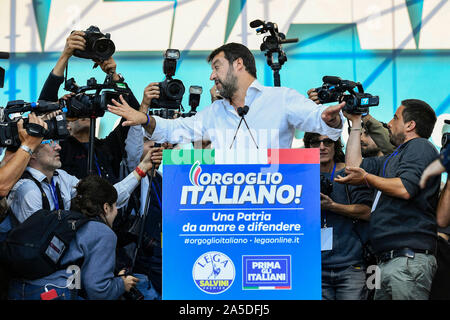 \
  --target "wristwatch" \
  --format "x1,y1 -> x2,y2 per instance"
114,73 -> 125,82
20,145 -> 33,156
